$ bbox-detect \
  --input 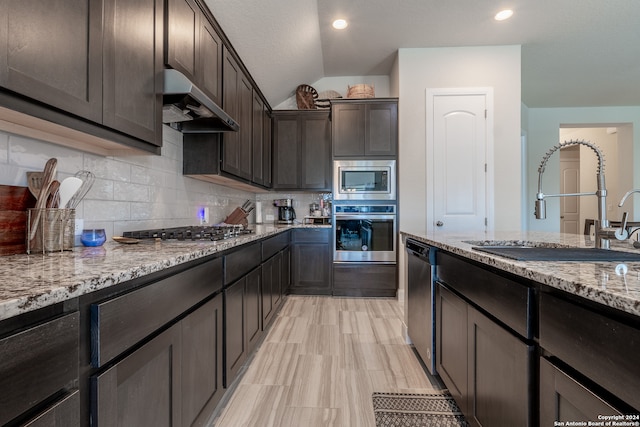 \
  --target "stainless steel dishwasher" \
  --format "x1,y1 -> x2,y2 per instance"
406,238 -> 437,375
